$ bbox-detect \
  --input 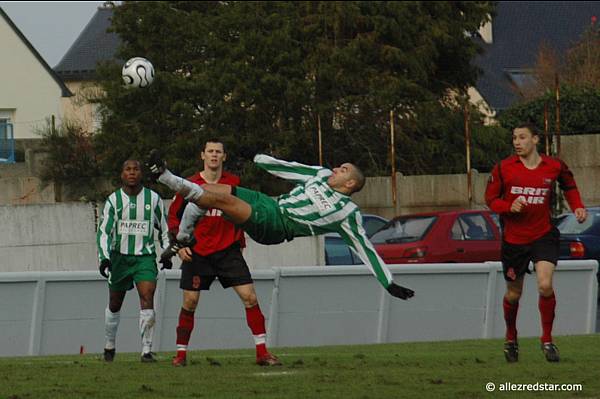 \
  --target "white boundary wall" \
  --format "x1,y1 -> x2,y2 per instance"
0,261 -> 596,357
0,202 -> 324,272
